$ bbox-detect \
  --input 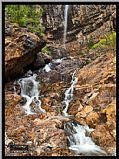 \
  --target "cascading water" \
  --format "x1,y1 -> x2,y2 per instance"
42,58 -> 65,73
64,121 -> 107,156
62,70 -> 78,116
43,63 -> 52,72
16,58 -> 65,114
13,81 -> 17,98
62,71 -> 108,156
63,5 -> 69,48
17,73 -> 46,115
13,58 -> 111,156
